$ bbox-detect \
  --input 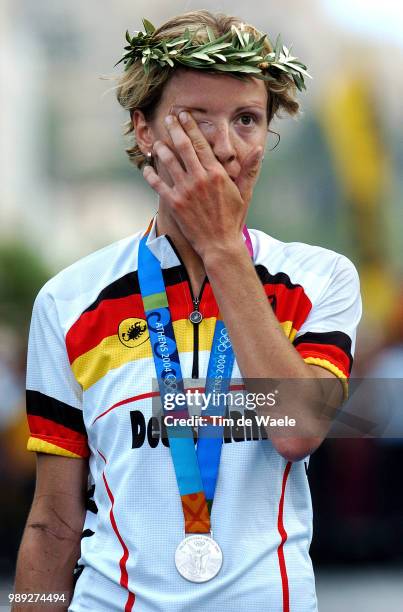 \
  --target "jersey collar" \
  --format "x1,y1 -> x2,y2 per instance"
144,213 -> 254,269
144,214 -> 181,269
